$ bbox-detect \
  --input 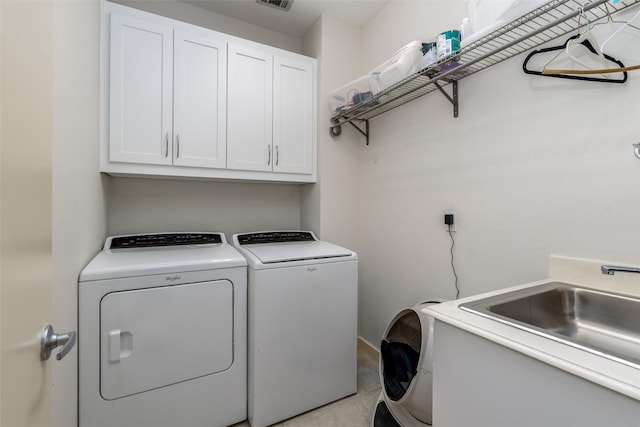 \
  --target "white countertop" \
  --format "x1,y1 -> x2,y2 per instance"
424,255 -> 640,401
